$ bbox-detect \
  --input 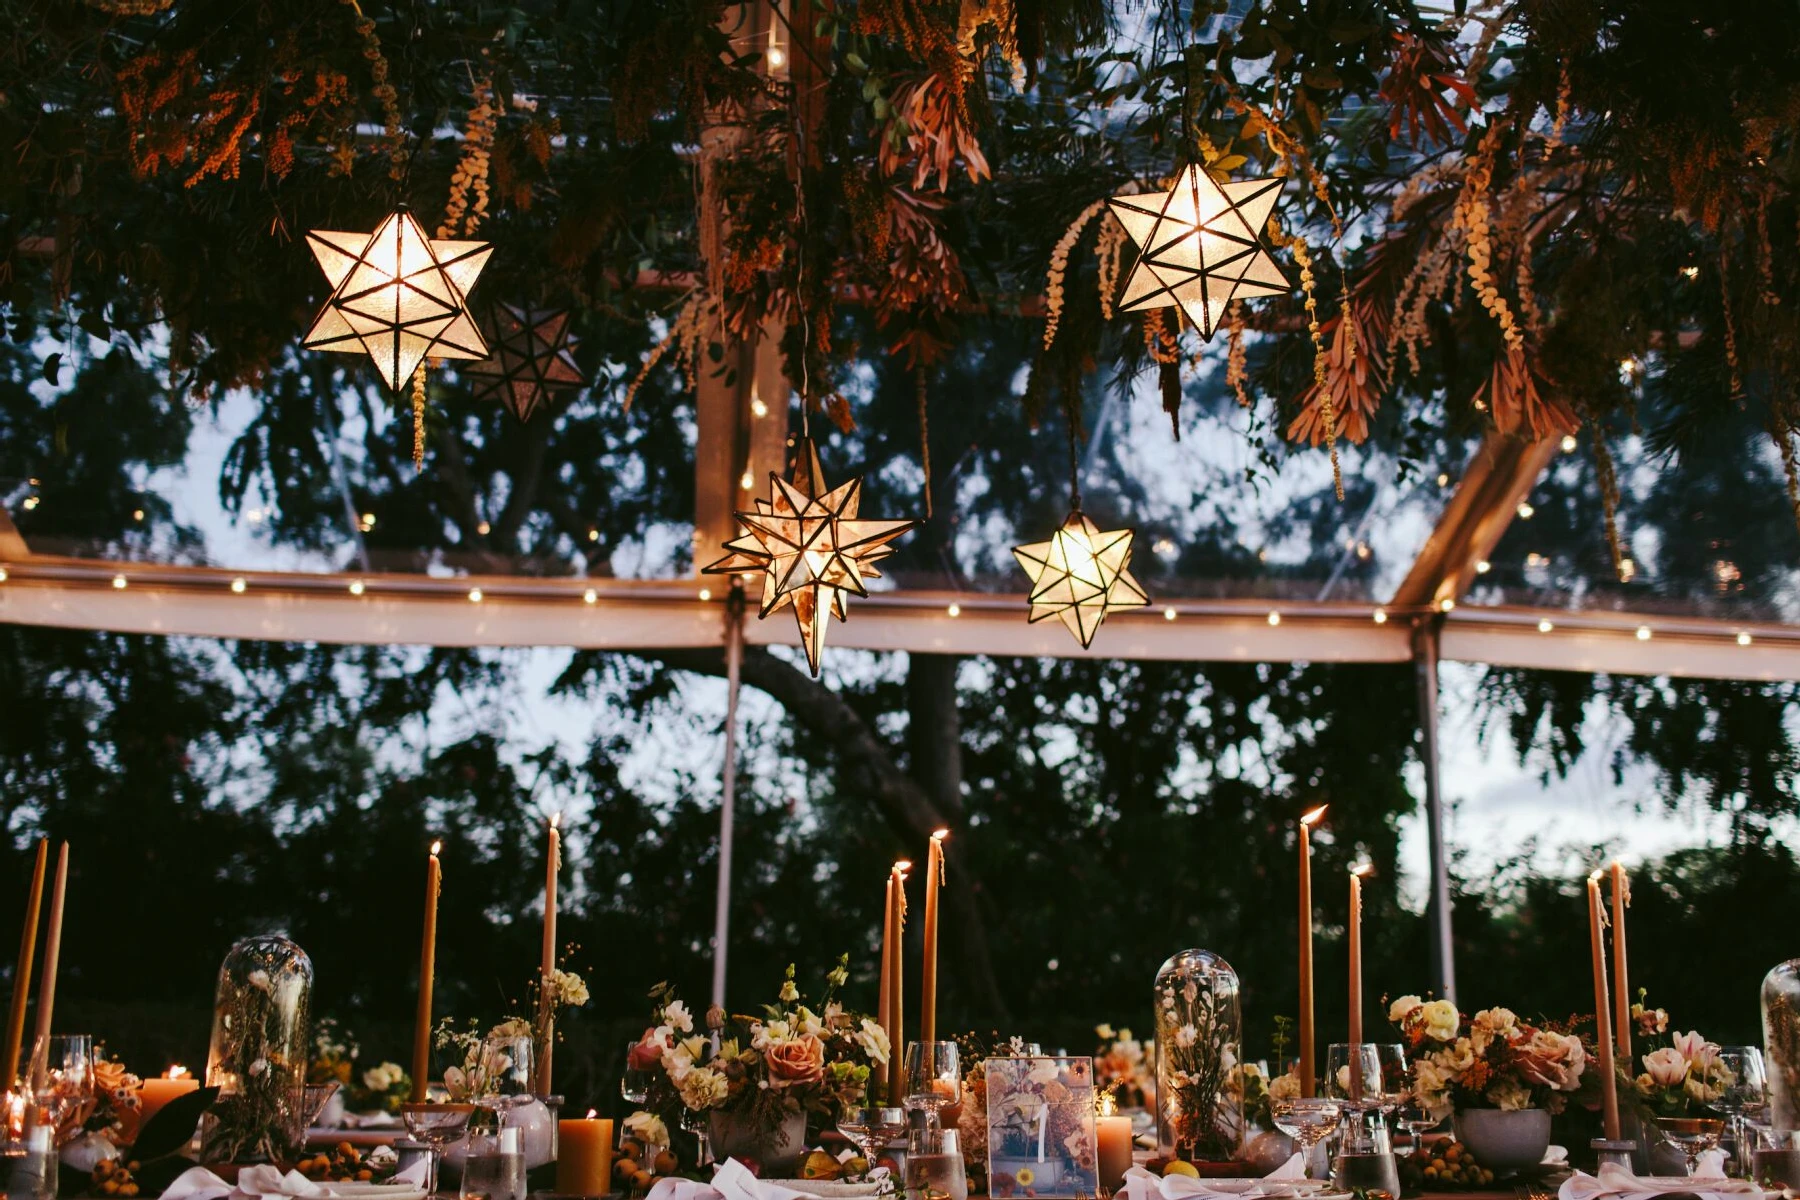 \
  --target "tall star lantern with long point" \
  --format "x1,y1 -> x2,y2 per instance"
1108,165 -> 1289,339
1013,511 -> 1149,648
704,438 -> 916,676
303,208 -> 491,464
